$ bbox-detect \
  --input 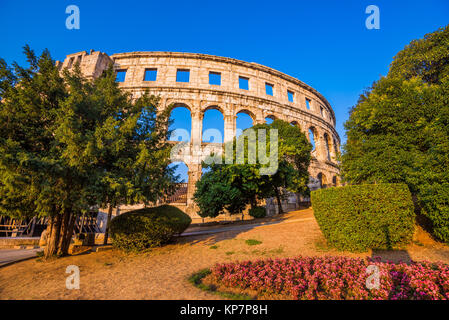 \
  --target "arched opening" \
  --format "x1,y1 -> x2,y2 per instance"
166,161 -> 189,203
290,121 -> 300,128
202,108 -> 224,143
317,173 -> 328,189
308,127 -> 317,151
168,104 -> 191,142
332,176 -> 337,187
265,115 -> 276,124
236,111 -> 254,138
324,133 -> 331,161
